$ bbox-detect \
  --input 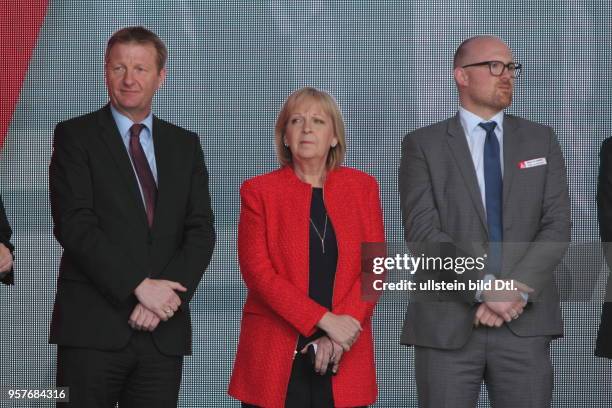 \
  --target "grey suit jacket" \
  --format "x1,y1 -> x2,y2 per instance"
398,113 -> 570,349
